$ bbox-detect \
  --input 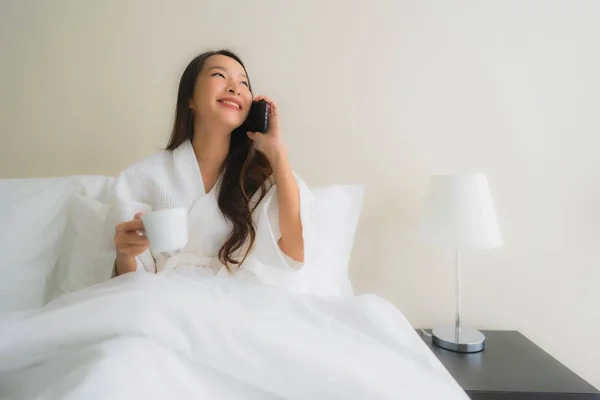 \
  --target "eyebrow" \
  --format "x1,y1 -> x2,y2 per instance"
207,65 -> 247,79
